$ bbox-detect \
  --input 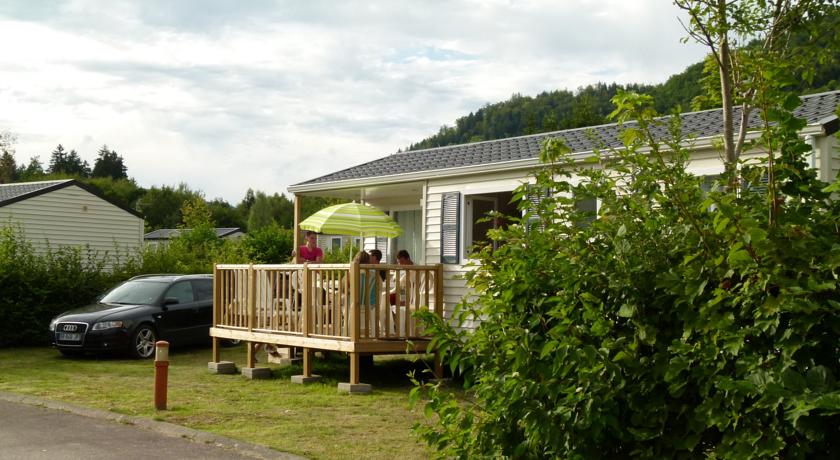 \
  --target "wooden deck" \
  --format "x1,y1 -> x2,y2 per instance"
209,262 -> 444,385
